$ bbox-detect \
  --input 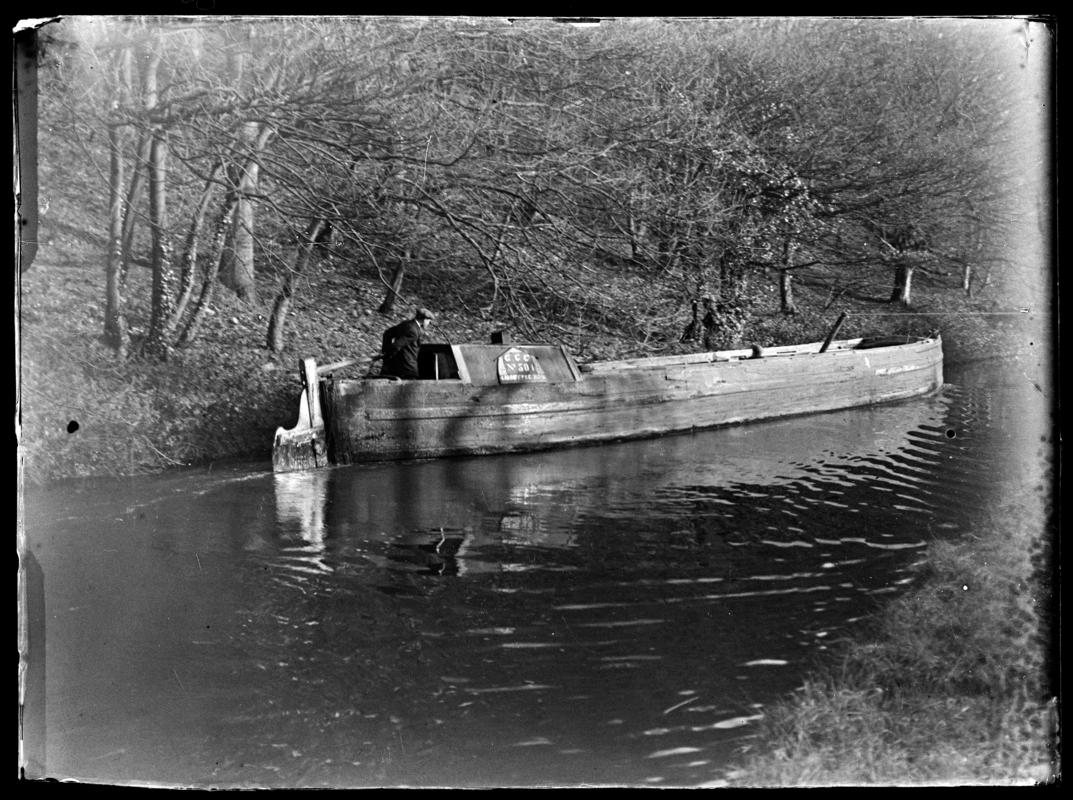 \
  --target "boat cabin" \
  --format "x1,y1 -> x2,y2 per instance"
407,343 -> 583,386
